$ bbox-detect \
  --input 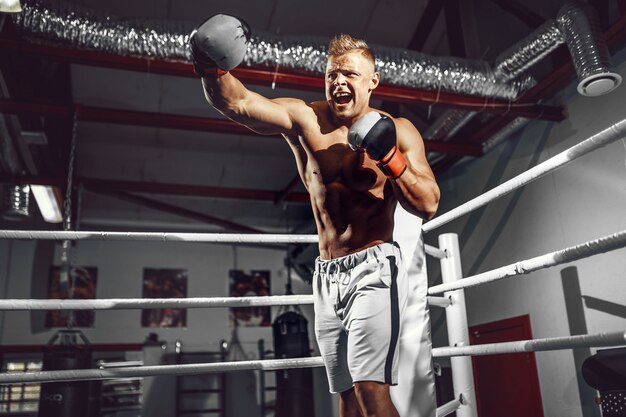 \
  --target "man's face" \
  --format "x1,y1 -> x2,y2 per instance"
325,51 -> 379,121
